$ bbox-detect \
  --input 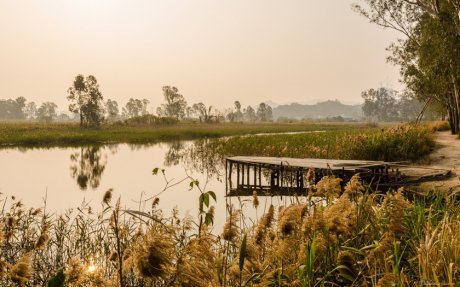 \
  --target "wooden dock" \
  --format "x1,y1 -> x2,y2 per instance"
225,156 -> 451,196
